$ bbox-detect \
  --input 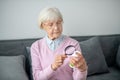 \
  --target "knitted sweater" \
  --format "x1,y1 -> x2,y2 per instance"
31,36 -> 87,80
